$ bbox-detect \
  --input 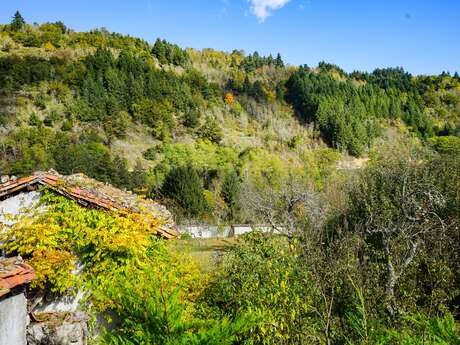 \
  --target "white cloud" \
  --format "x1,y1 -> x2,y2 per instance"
248,0 -> 291,22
